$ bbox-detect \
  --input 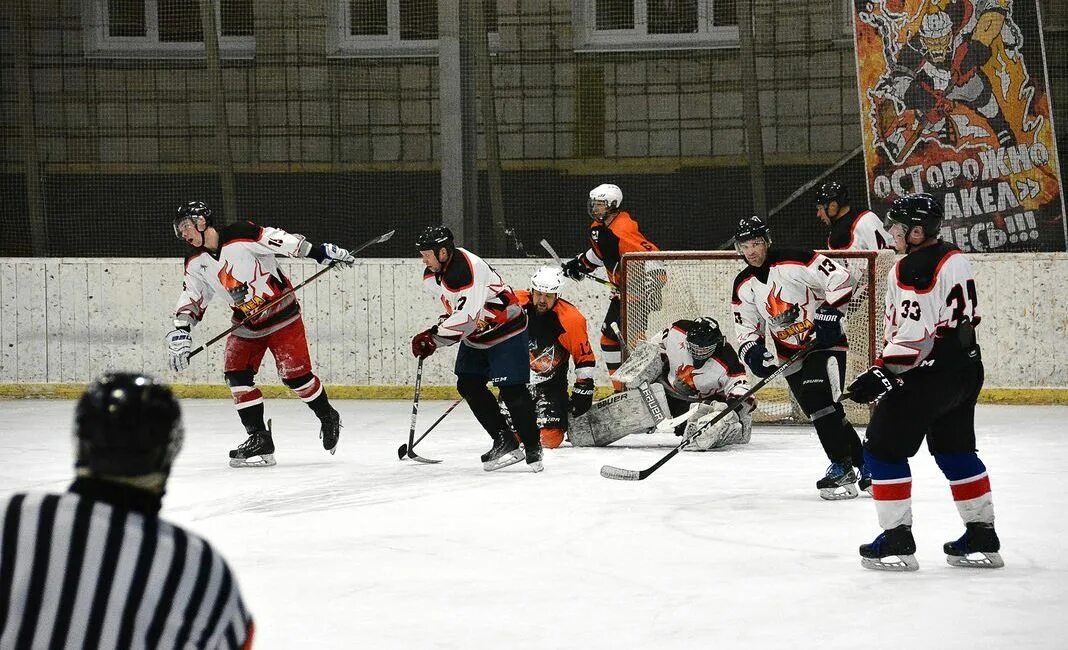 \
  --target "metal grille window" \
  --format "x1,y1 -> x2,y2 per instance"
332,0 -> 499,57
85,0 -> 255,58
575,0 -> 738,51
